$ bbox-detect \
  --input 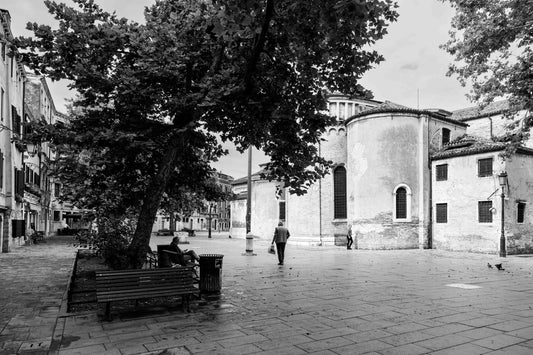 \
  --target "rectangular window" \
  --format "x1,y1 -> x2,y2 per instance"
279,201 -> 286,221
478,158 -> 493,177
53,211 -> 61,222
1,42 -> 5,61
54,183 -> 61,197
442,128 -> 451,145
329,102 -> 337,117
436,203 -> 448,223
436,164 -> 448,181
517,202 -> 526,223
0,150 -> 3,190
478,201 -> 493,223
339,102 -> 346,119
1,87 -> 4,121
